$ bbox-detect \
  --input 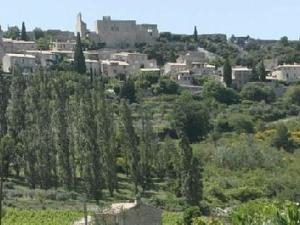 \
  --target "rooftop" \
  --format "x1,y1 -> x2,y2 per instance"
140,68 -> 161,72
101,201 -> 137,215
232,67 -> 252,71
3,38 -> 36,44
5,53 -> 36,59
101,60 -> 129,66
